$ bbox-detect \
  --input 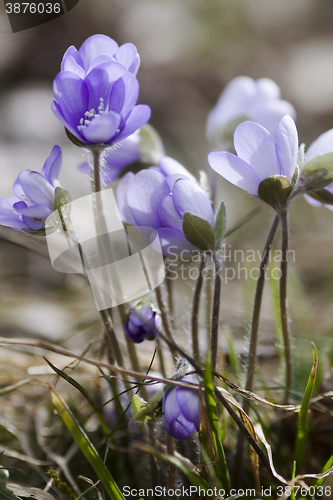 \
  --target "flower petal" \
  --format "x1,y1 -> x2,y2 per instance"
109,73 -> 139,117
172,179 -> 215,227
51,100 -> 80,139
115,43 -> 140,75
176,376 -> 200,429
275,115 -> 298,180
253,78 -> 281,102
115,105 -> 151,143
78,34 -> 118,72
305,128 -> 333,162
13,201 -> 52,218
158,194 -> 183,231
157,228 -> 197,256
206,76 -> 256,139
208,151 -> 260,195
163,388 -> 181,427
84,67 -> 115,109
53,72 -> 89,131
61,45 -> 83,70
80,112 -> 121,144
130,304 -> 154,326
126,170 -> 169,228
0,197 -> 28,229
17,170 -> 54,208
61,55 -> 86,79
303,193 -> 322,207
116,172 -> 136,224
251,99 -> 297,137
41,145 -> 62,187
22,215 -> 46,231
234,121 -> 280,179
158,156 -> 195,181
